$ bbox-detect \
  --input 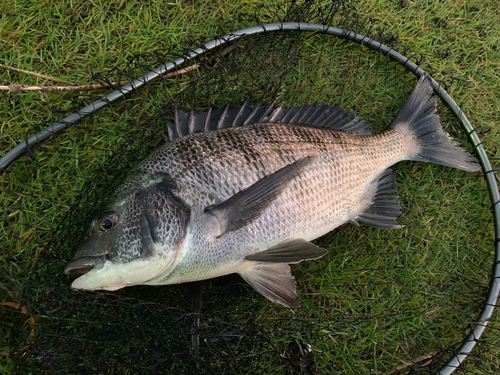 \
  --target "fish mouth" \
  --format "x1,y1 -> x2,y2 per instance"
64,256 -> 106,275
69,255 -> 173,291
